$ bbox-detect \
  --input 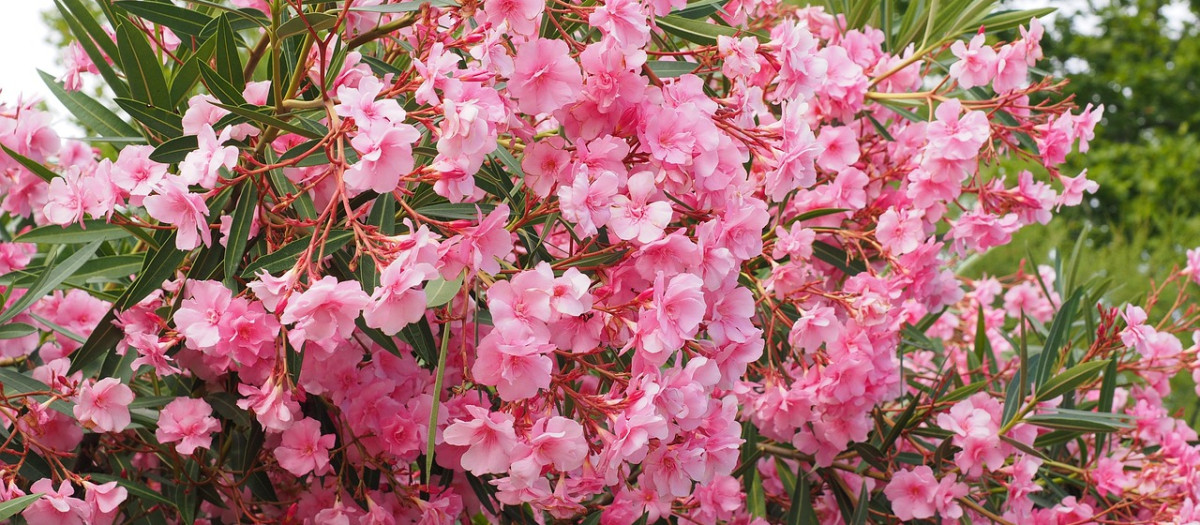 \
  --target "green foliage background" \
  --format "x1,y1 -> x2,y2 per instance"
972,0 -> 1200,424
